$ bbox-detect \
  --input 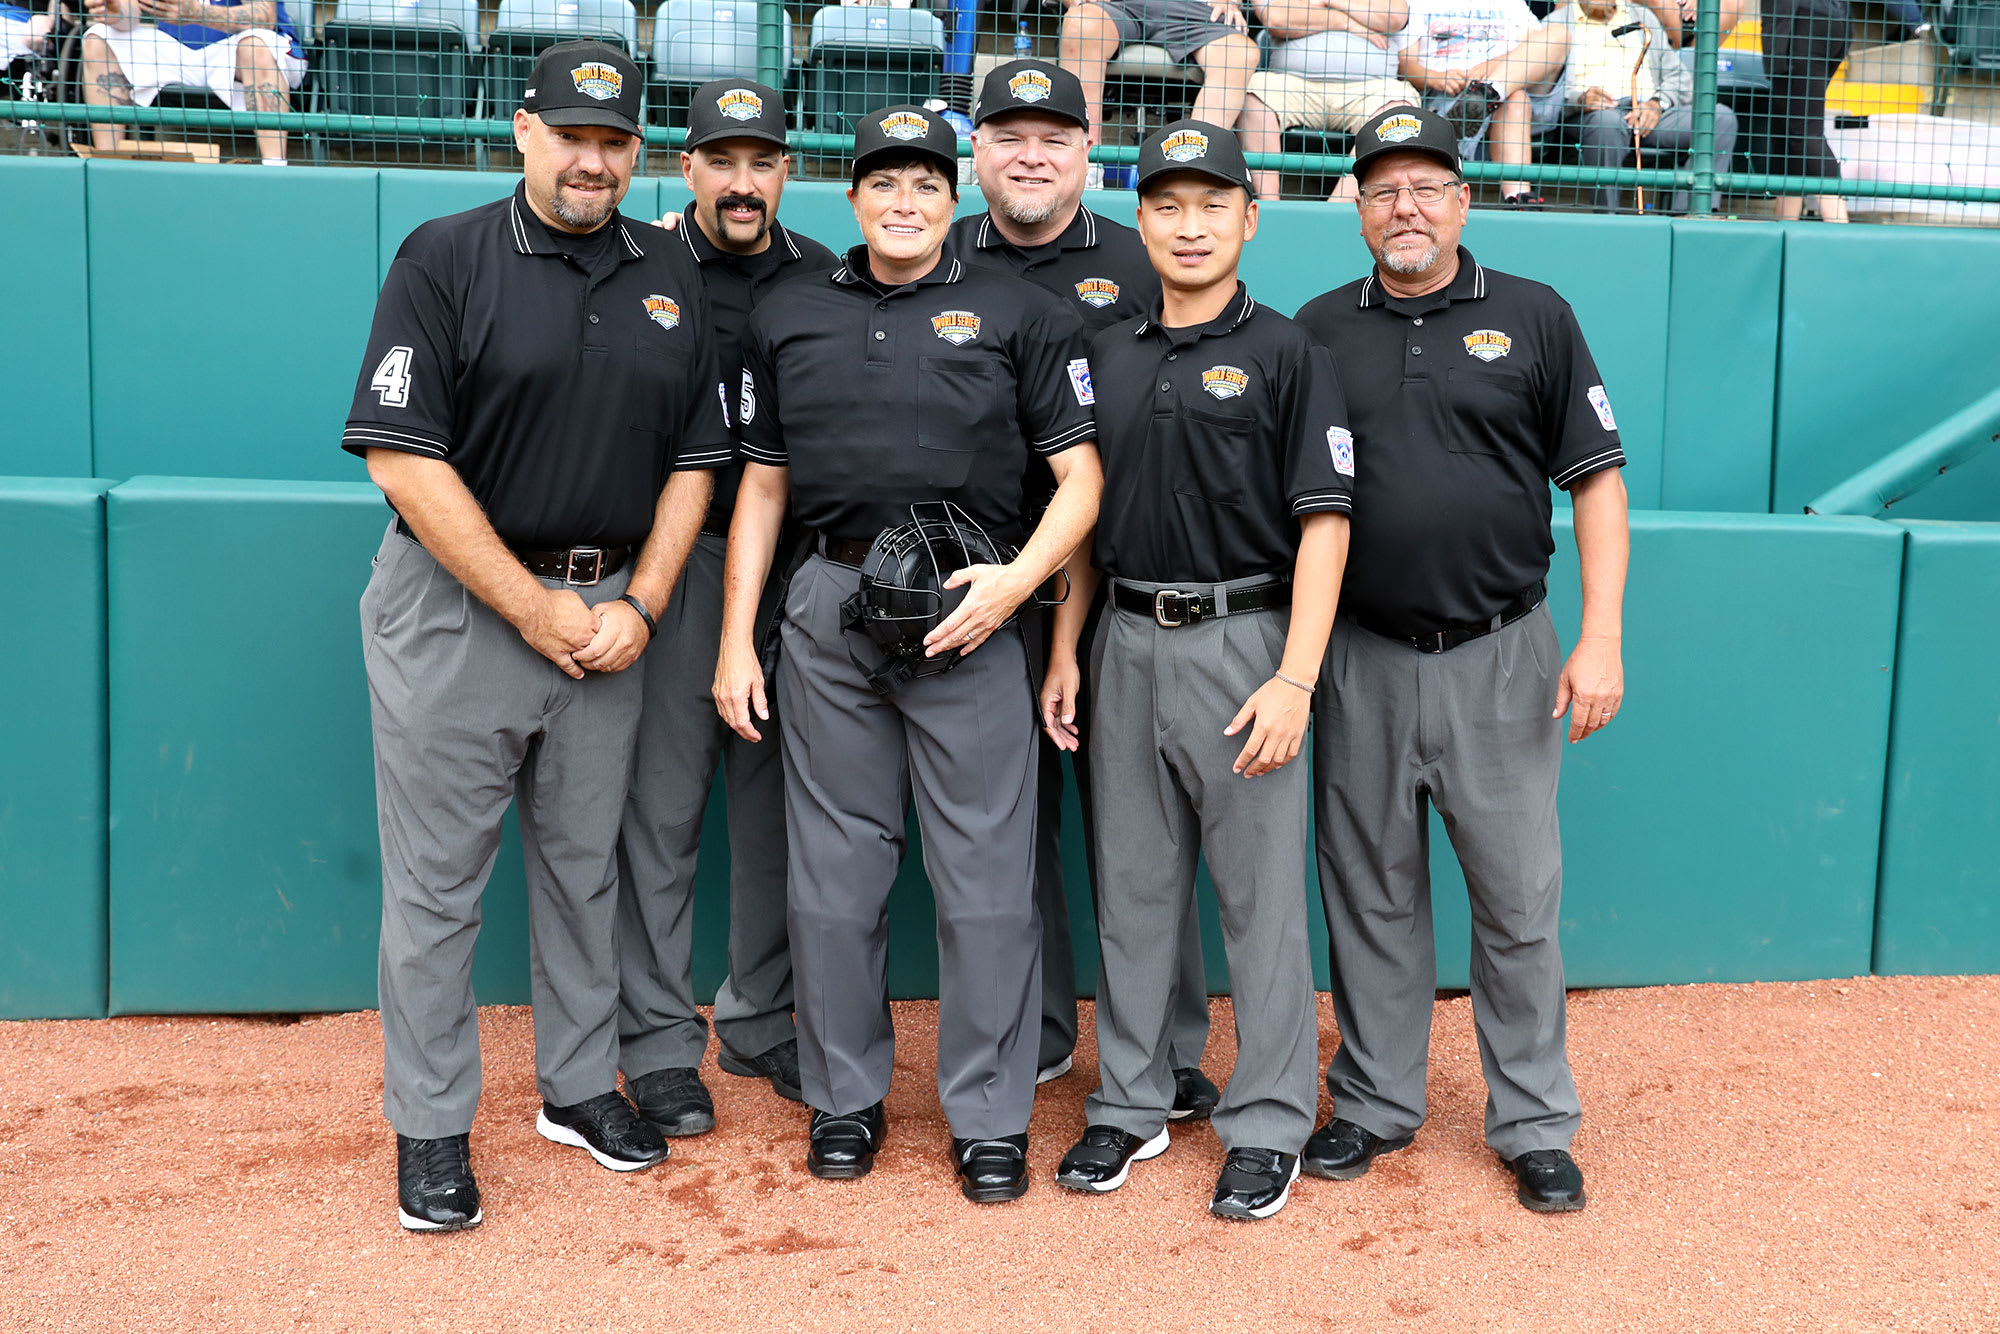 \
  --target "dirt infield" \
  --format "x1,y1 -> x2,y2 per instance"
3,975 -> 1997,1333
